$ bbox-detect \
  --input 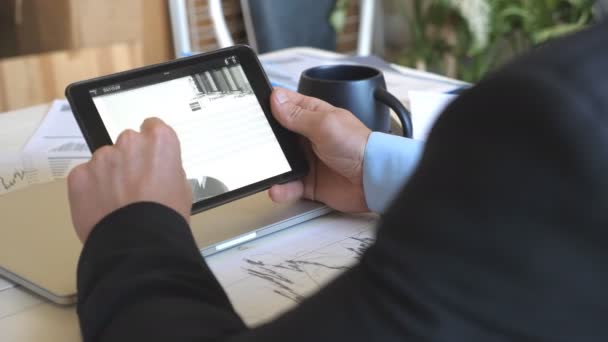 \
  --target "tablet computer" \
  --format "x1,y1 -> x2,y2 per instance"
66,45 -> 308,214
